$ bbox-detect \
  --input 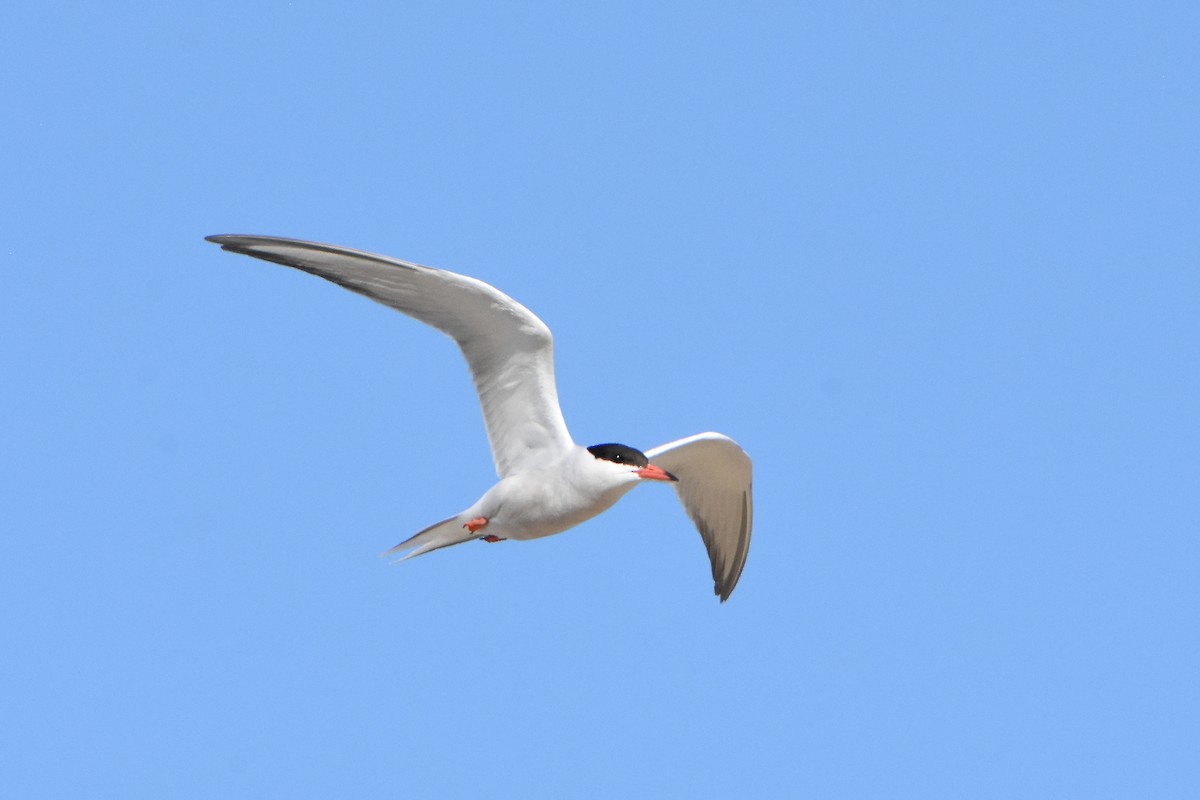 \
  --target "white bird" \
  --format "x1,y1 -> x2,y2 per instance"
207,235 -> 753,601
